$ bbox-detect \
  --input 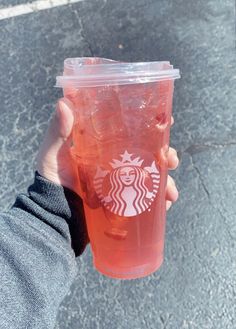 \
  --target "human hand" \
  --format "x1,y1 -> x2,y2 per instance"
36,98 -> 179,210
